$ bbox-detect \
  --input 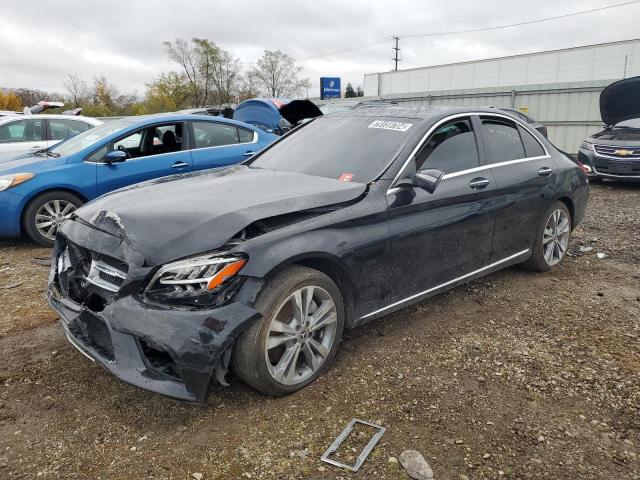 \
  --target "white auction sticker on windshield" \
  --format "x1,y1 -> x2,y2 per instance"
368,120 -> 413,132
